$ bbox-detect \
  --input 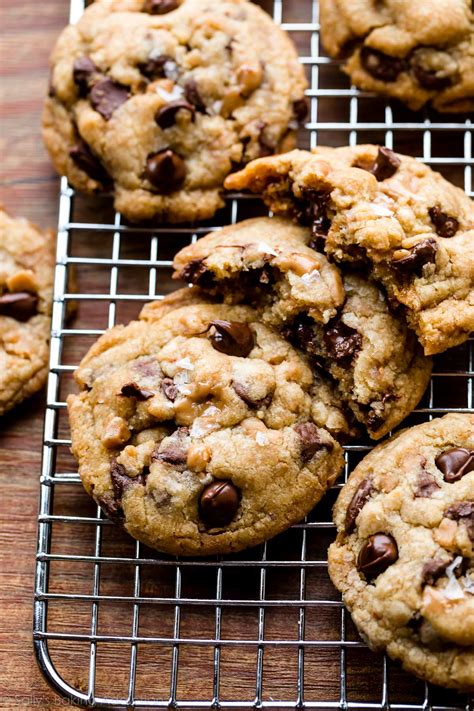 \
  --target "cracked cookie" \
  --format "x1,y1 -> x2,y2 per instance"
68,297 -> 345,555
225,145 -> 474,355
43,0 -> 307,223
173,217 -> 432,440
173,217 -> 345,327
328,413 -> 474,691
0,207 -> 54,415
319,0 -> 474,113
